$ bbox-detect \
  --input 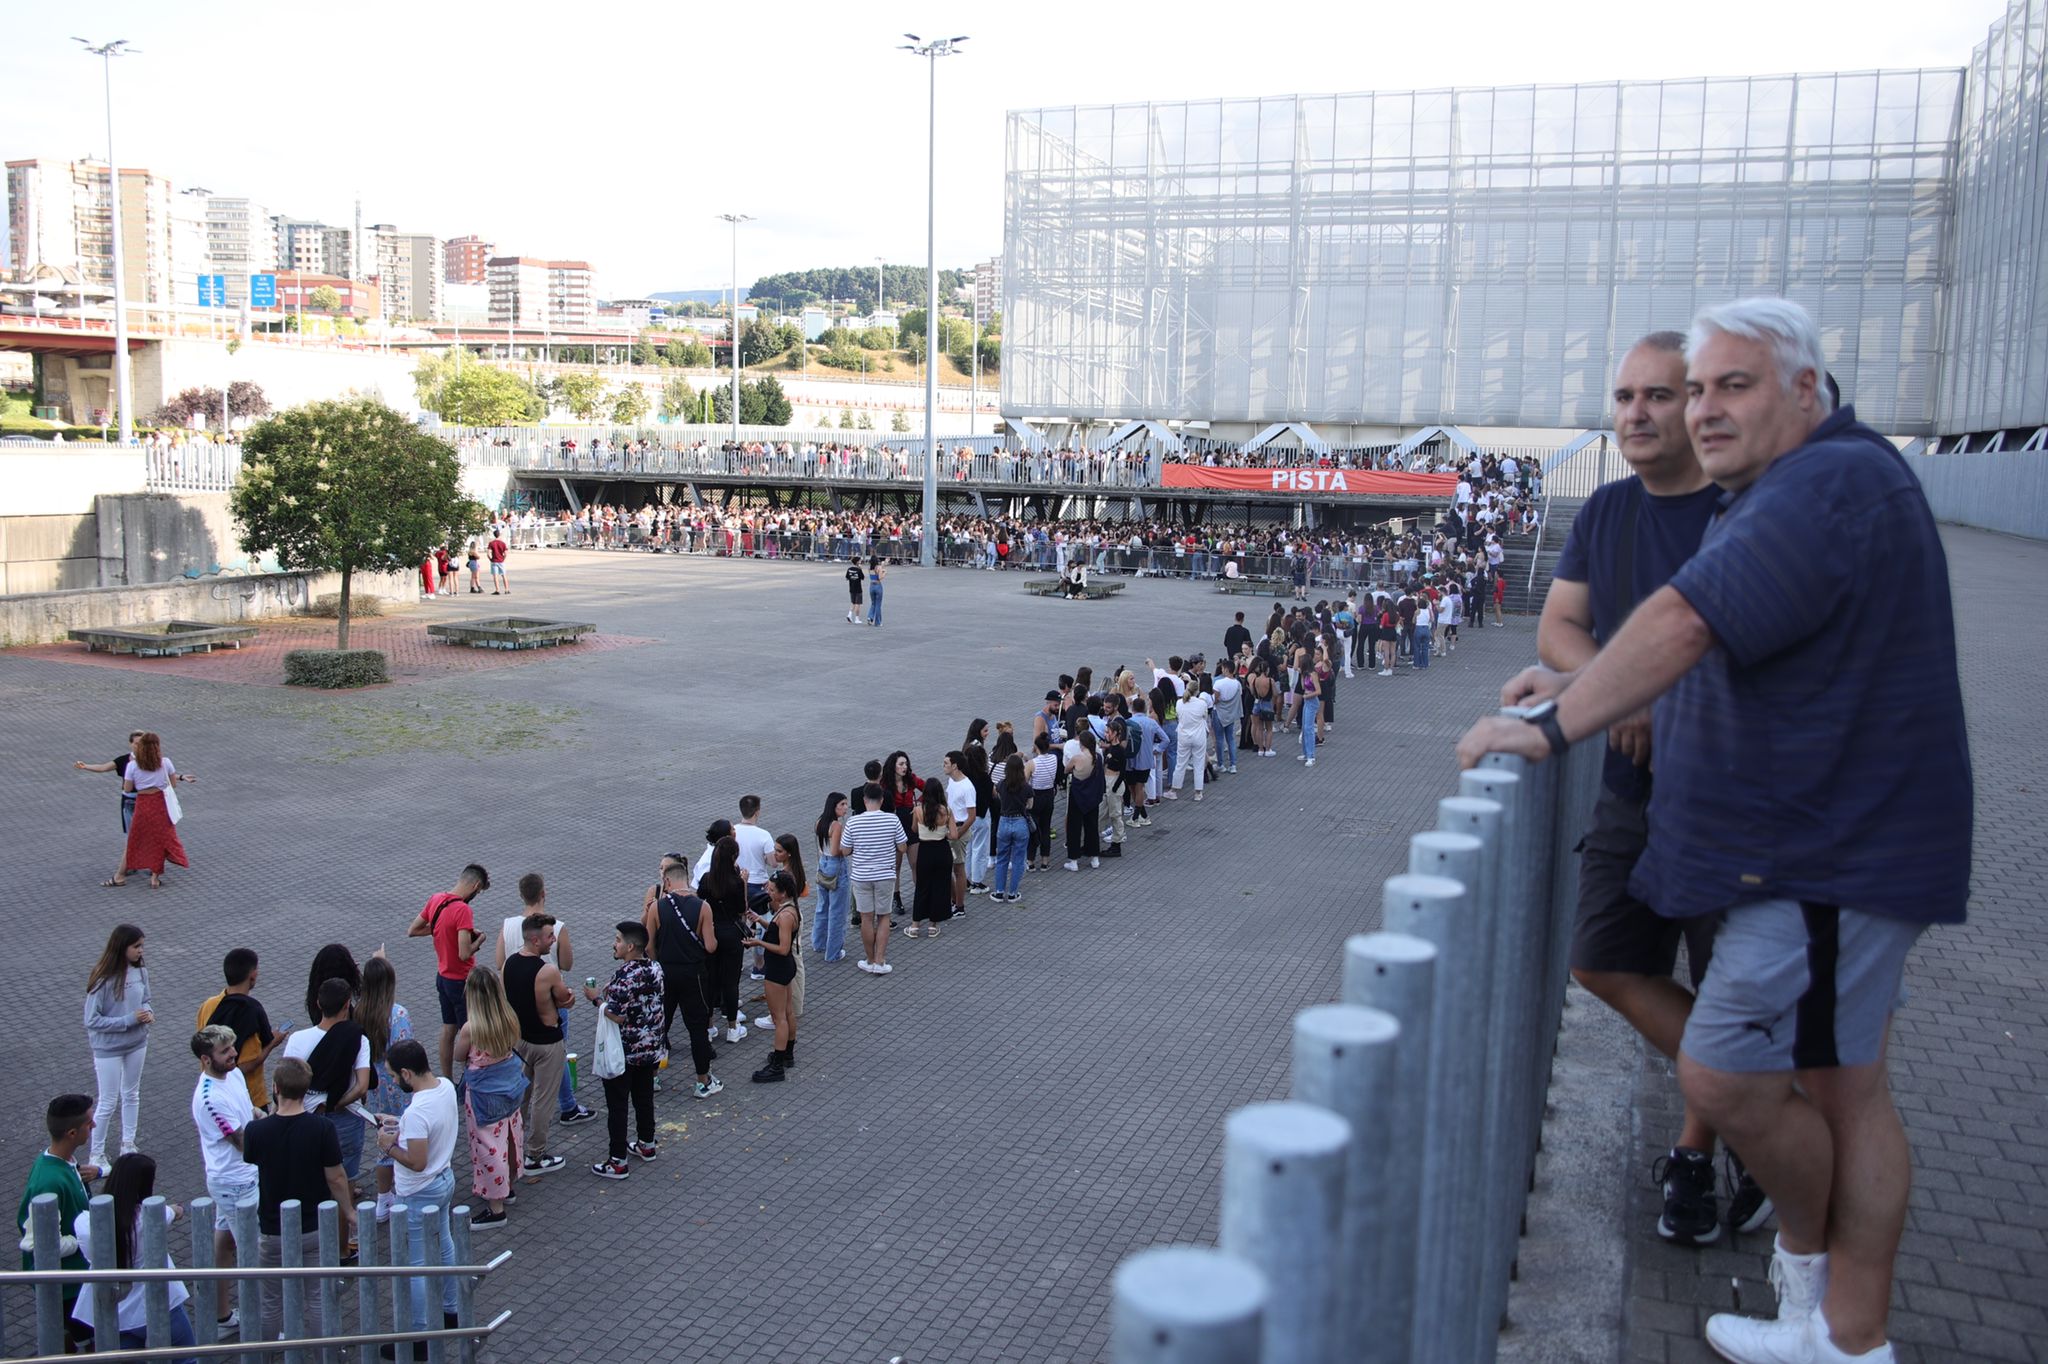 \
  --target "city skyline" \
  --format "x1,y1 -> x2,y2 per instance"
1,0 -> 2004,297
